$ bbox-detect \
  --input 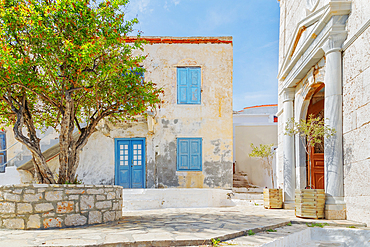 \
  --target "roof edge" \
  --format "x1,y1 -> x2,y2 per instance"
124,36 -> 233,44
